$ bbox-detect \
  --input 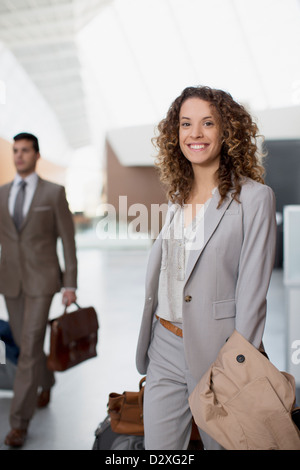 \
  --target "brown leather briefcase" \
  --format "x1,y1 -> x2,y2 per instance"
47,303 -> 99,371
